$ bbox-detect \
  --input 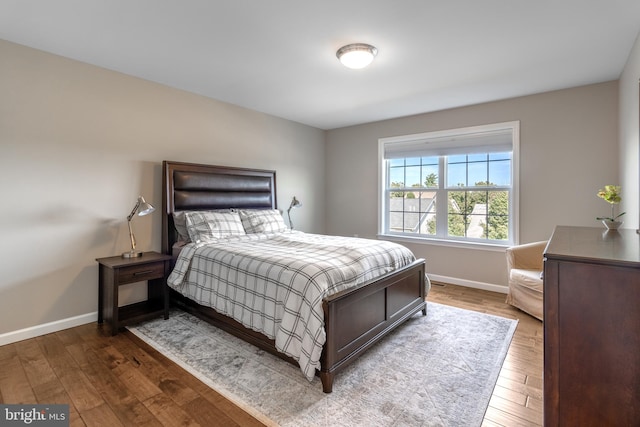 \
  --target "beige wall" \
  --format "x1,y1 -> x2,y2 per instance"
325,82 -> 619,289
0,40 -> 325,337
2,33 -> 635,339
620,31 -> 640,230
